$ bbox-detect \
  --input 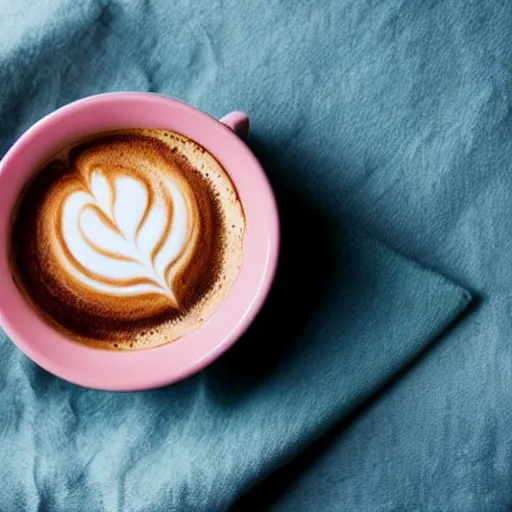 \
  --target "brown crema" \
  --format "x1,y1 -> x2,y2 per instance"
9,129 -> 245,350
